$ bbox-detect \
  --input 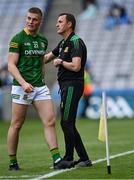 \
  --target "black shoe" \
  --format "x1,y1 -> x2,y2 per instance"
75,159 -> 92,167
54,159 -> 74,170
9,162 -> 20,170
